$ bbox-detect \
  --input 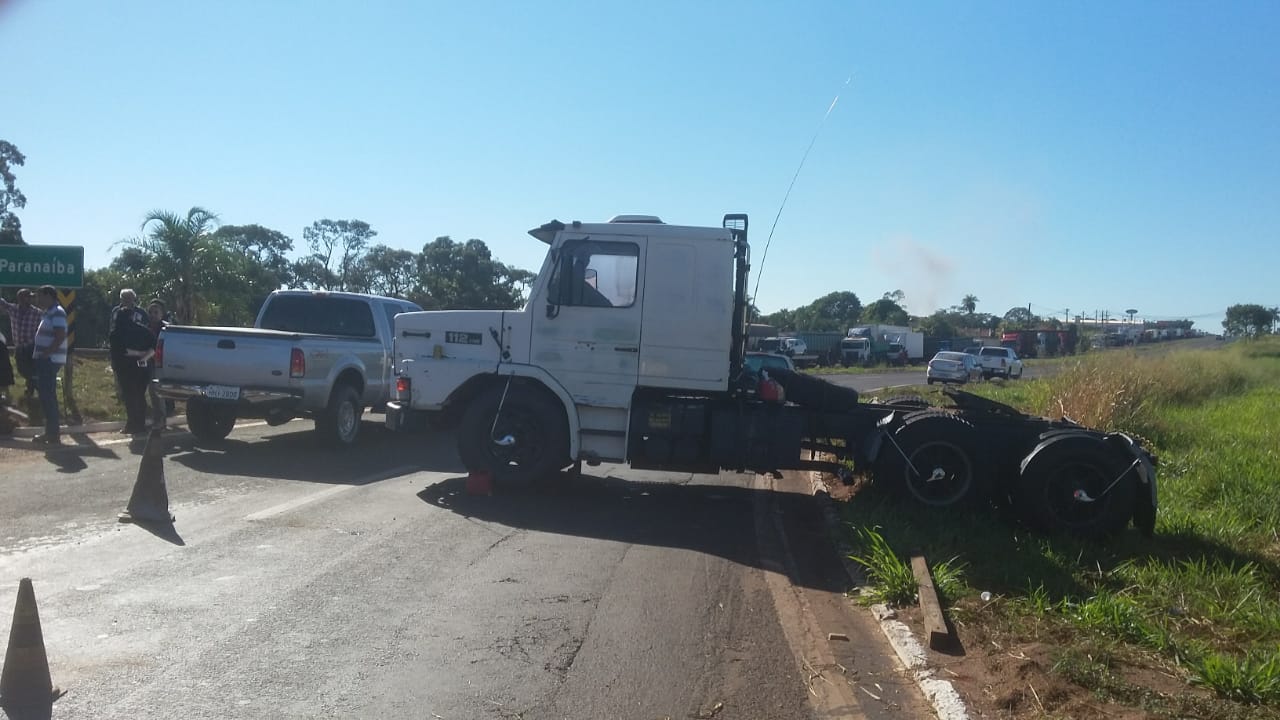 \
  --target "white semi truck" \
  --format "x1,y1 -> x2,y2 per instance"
385,214 -> 1156,539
